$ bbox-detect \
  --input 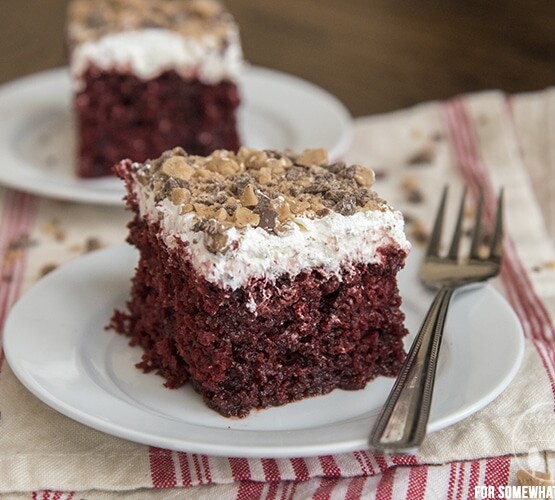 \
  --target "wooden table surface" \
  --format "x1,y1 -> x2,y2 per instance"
1,0 -> 554,117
